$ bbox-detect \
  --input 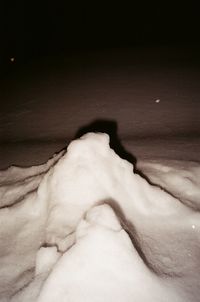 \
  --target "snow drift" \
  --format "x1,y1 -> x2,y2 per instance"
0,133 -> 200,301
